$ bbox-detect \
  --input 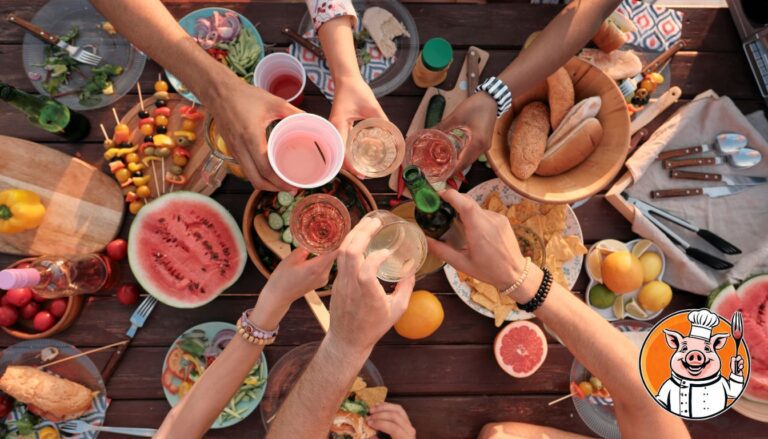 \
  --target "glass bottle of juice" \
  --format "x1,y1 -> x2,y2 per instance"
402,165 -> 457,239
411,38 -> 453,88
0,254 -> 114,299
0,82 -> 90,141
